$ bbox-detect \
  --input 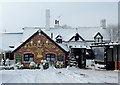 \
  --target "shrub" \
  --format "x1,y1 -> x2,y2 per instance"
29,65 -> 36,69
55,61 -> 64,68
4,66 -> 10,70
40,60 -> 49,70
29,62 -> 36,69
43,62 -> 49,69
16,65 -> 24,69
